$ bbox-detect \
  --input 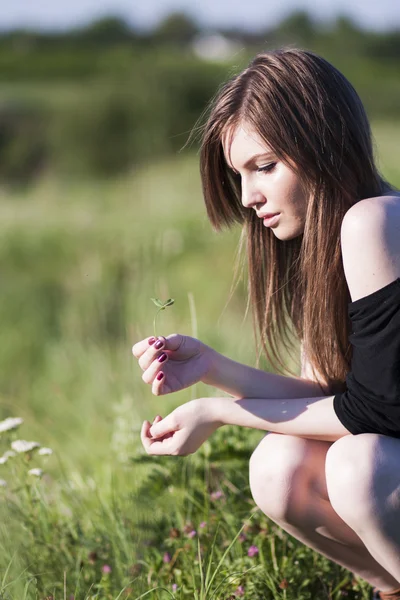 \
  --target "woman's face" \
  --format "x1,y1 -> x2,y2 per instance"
223,122 -> 309,240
